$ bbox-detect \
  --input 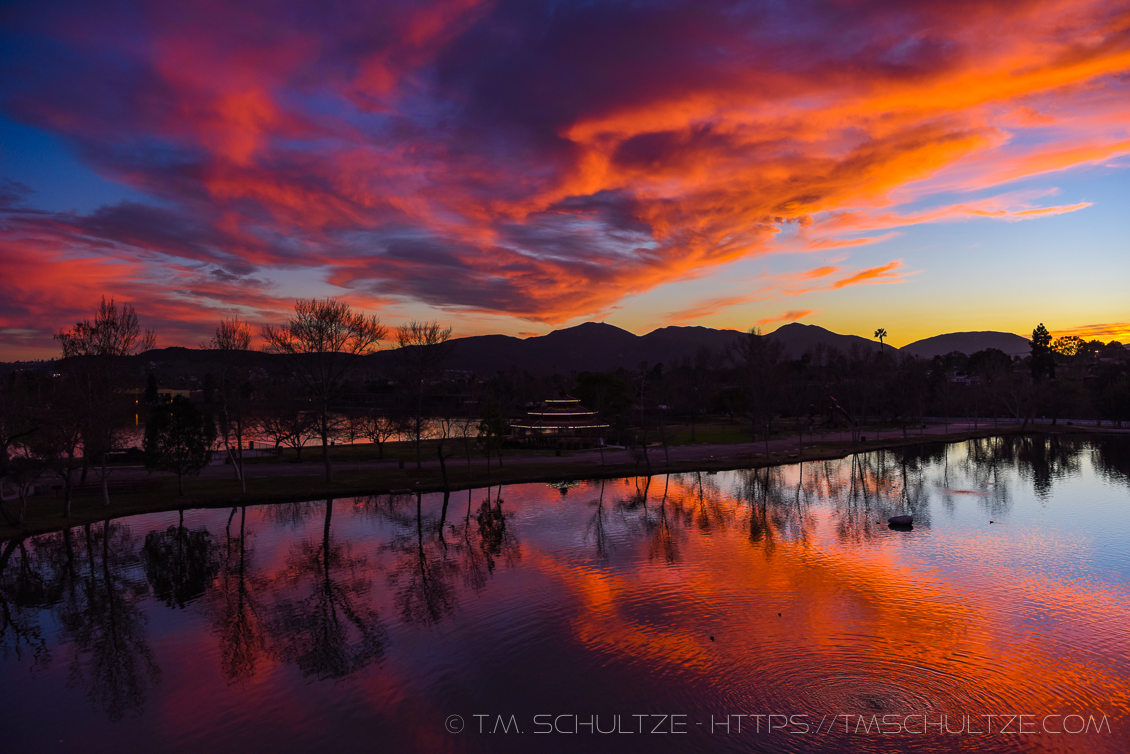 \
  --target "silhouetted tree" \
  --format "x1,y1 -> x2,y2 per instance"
55,297 -> 156,507
143,395 -> 216,496
253,382 -> 319,461
478,403 -> 506,474
262,298 -> 387,483
729,328 -> 784,453
1030,323 -> 1055,381
361,409 -> 406,460
206,318 -> 254,493
394,321 -> 454,469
